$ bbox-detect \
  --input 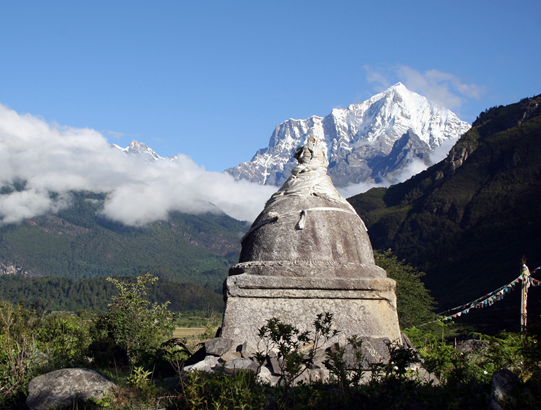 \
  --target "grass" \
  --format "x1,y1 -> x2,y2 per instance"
172,327 -> 206,338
